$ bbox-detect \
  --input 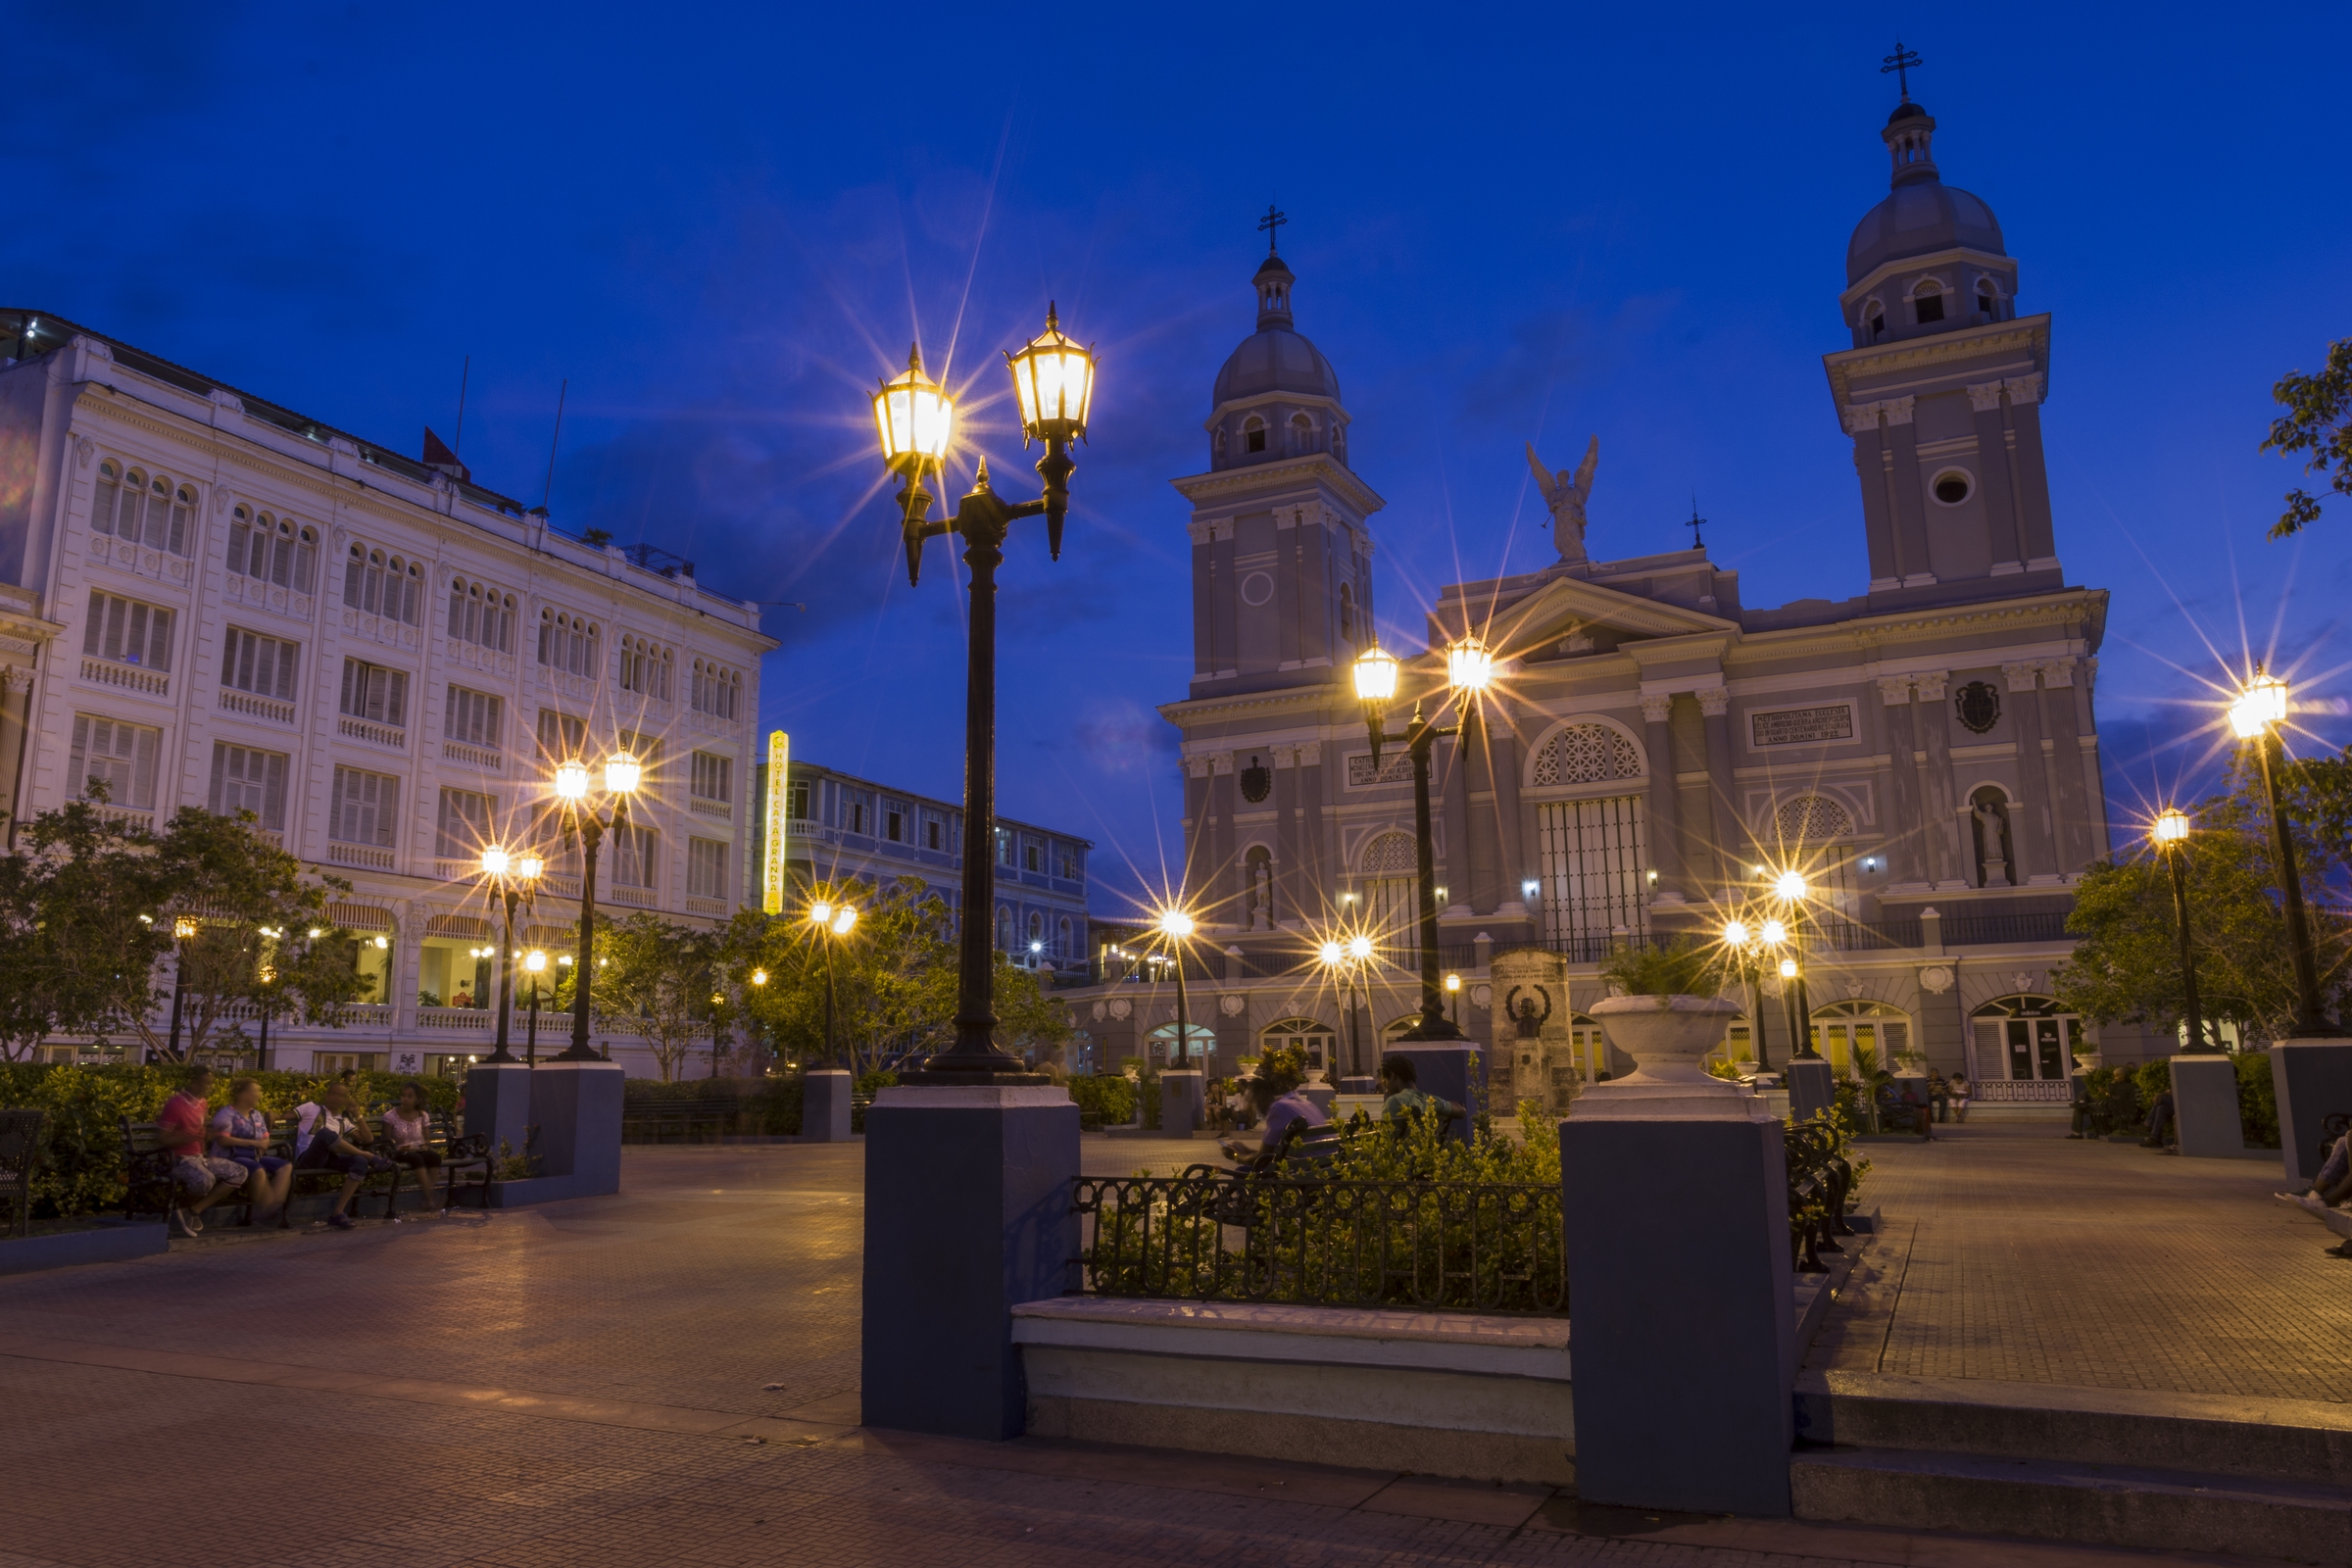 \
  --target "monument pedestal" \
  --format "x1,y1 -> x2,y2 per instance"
2272,1039 -> 2352,1184
2169,1054 -> 2244,1158
1784,1056 -> 1836,1123
462,1062 -> 532,1164
530,1061 -> 625,1197
803,1069 -> 855,1142
1386,1043 -> 1487,1140
1159,1069 -> 1203,1134
861,1084 -> 1079,1439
